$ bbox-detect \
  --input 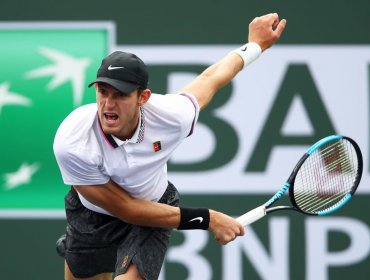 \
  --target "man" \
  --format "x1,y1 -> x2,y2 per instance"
54,13 -> 286,280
